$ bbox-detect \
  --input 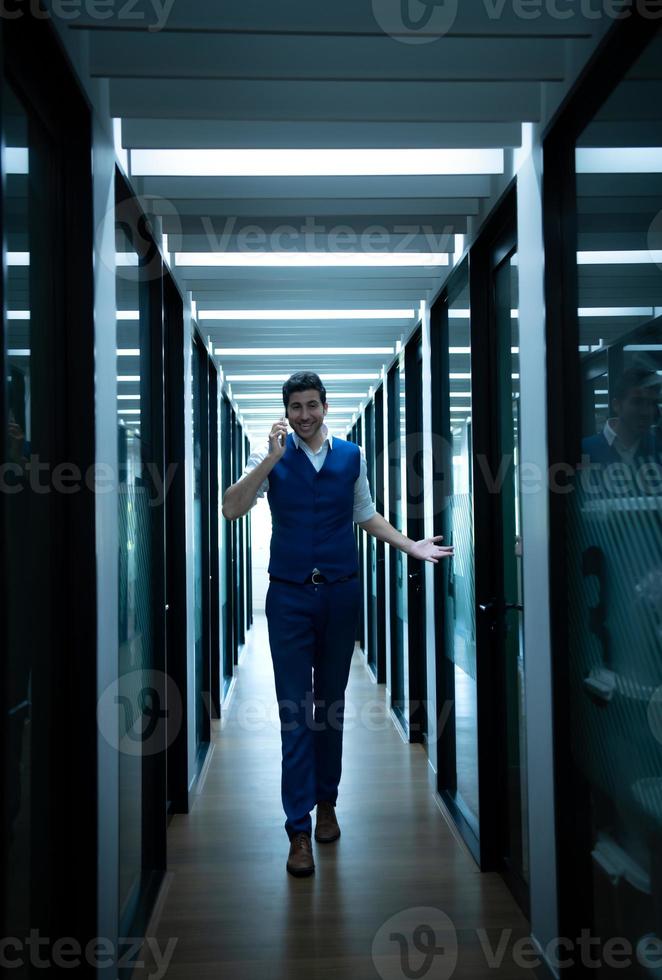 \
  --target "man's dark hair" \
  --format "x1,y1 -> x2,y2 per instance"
612,367 -> 660,404
282,371 -> 327,410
